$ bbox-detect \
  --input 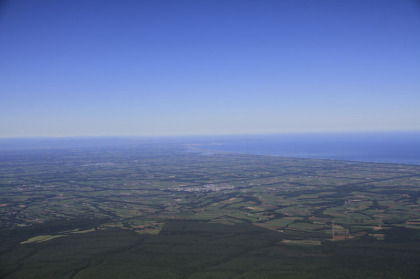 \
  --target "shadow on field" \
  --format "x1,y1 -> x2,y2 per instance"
1,221 -> 420,279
